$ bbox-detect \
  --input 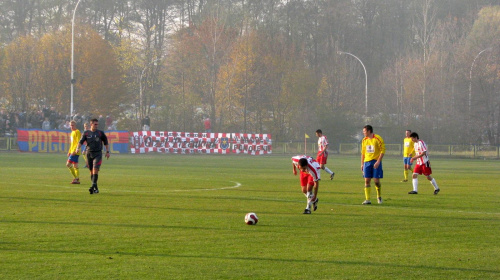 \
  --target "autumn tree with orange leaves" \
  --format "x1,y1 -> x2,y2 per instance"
0,25 -> 126,118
